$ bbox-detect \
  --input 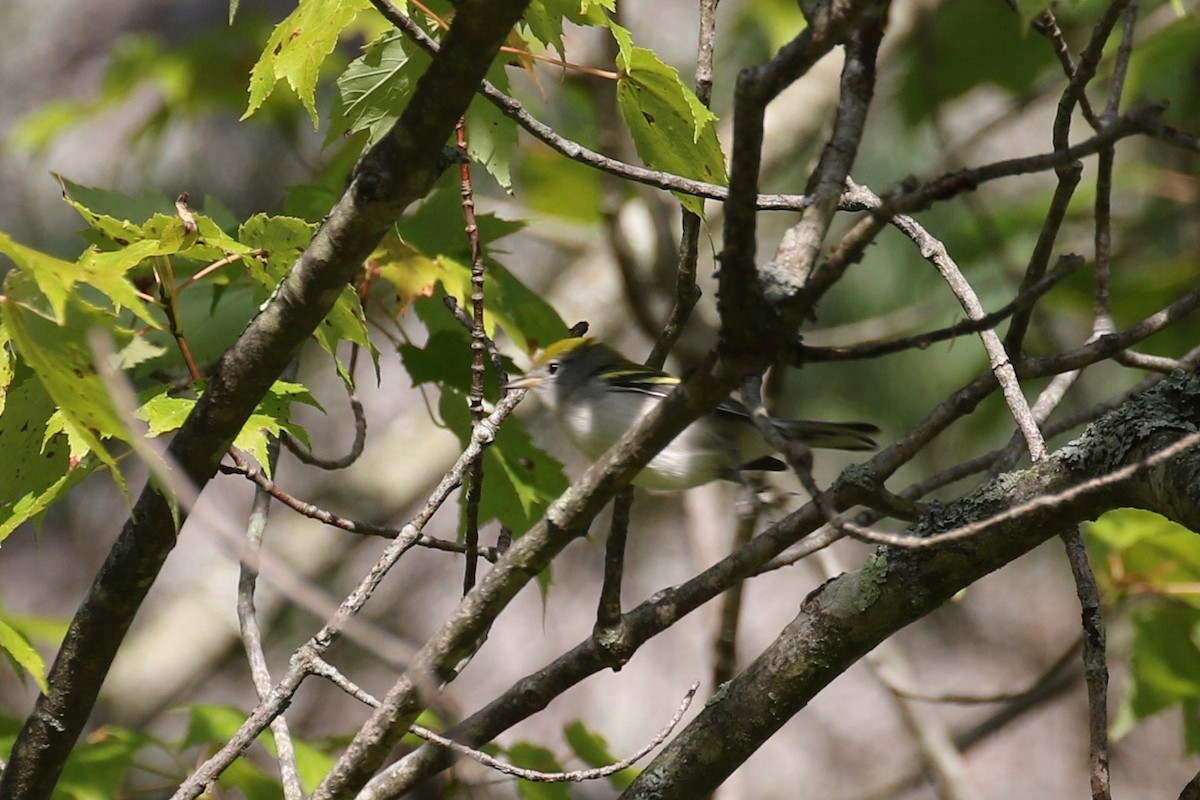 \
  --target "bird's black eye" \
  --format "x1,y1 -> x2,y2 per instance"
547,361 -> 560,375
